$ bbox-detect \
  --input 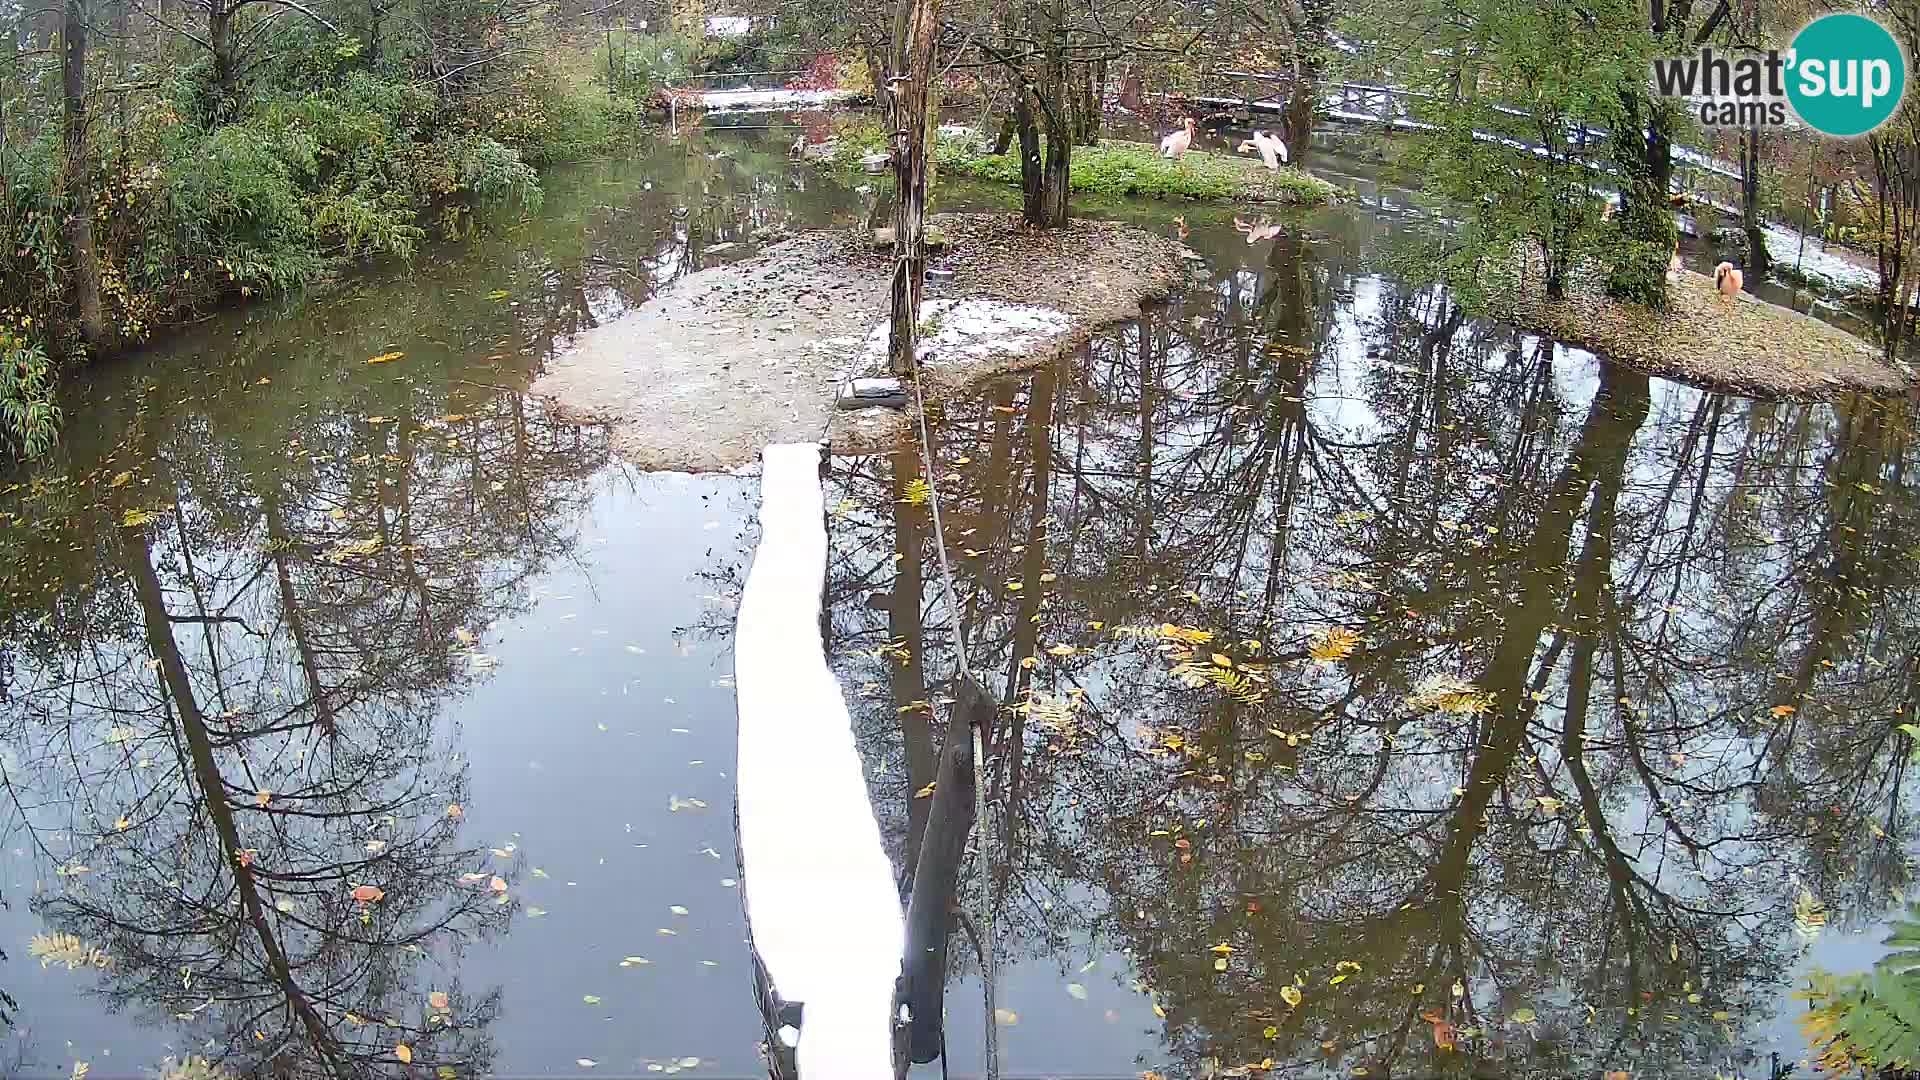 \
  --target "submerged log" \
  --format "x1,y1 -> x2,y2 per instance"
898,675 -> 993,1065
